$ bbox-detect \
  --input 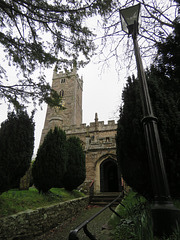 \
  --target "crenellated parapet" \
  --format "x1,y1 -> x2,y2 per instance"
64,119 -> 117,134
52,67 -> 83,91
63,113 -> 117,151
